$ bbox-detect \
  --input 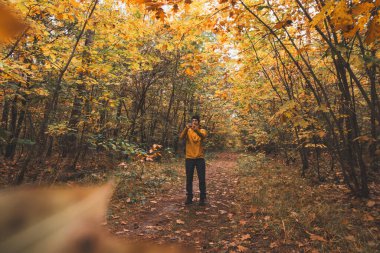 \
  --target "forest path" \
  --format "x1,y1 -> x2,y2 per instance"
108,152 -> 266,252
